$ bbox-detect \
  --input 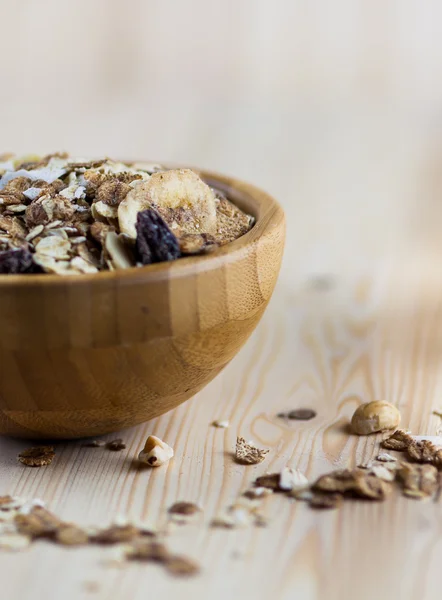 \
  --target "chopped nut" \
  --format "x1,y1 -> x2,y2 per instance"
18,446 -> 55,467
235,437 -> 269,465
407,440 -> 439,464
138,435 -> 174,467
135,209 -> 180,265
106,439 -> 126,451
0,248 -> 36,274
382,429 -> 413,451
212,419 -> 229,428
351,401 -> 400,435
